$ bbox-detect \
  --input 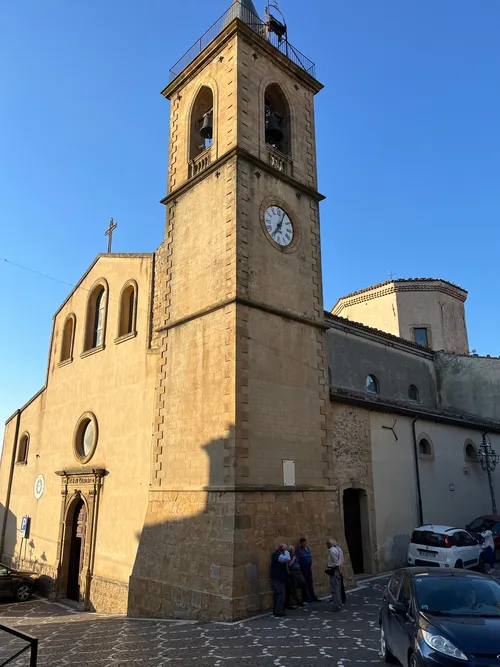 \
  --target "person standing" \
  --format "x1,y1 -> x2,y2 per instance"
270,543 -> 291,617
297,537 -> 320,602
326,538 -> 342,611
334,540 -> 347,605
481,524 -> 495,571
287,545 -> 310,606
